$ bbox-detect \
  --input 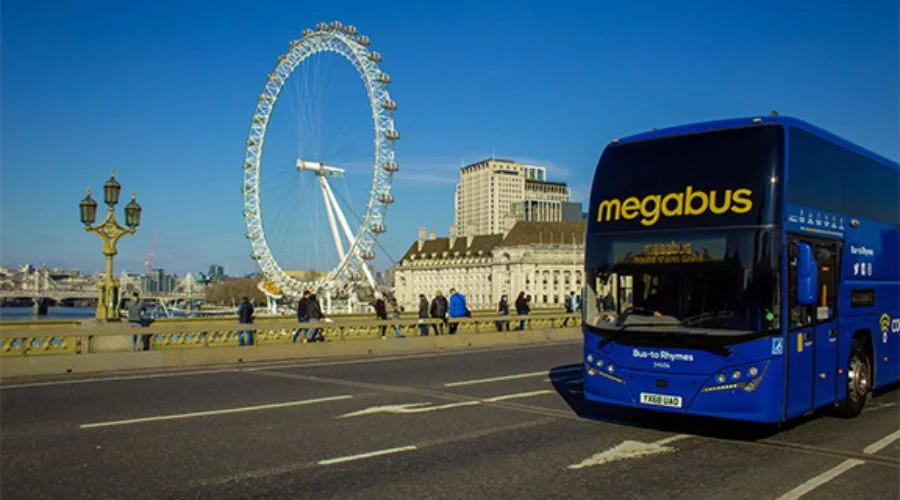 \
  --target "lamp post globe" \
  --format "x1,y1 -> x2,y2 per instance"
80,188 -> 98,226
103,170 -> 121,206
124,193 -> 142,228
